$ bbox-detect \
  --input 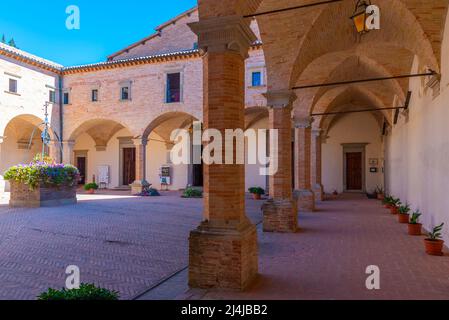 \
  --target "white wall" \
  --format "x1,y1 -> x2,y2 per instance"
385,12 -> 449,243
322,112 -> 383,194
245,117 -> 269,191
